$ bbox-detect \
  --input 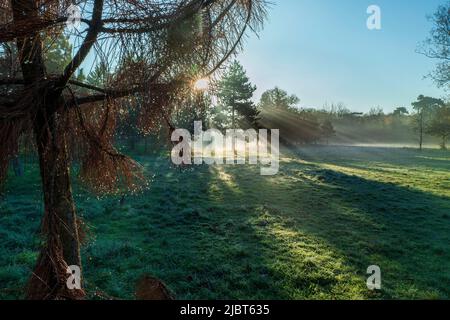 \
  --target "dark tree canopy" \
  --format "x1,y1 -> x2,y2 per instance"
412,95 -> 445,113
393,107 -> 409,117
259,86 -> 299,111
213,60 -> 258,129
427,103 -> 450,149
258,87 -> 329,145
411,95 -> 445,150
